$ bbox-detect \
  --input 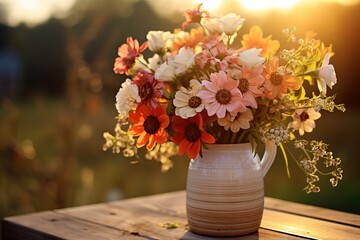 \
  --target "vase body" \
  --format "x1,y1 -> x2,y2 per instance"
186,142 -> 276,237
